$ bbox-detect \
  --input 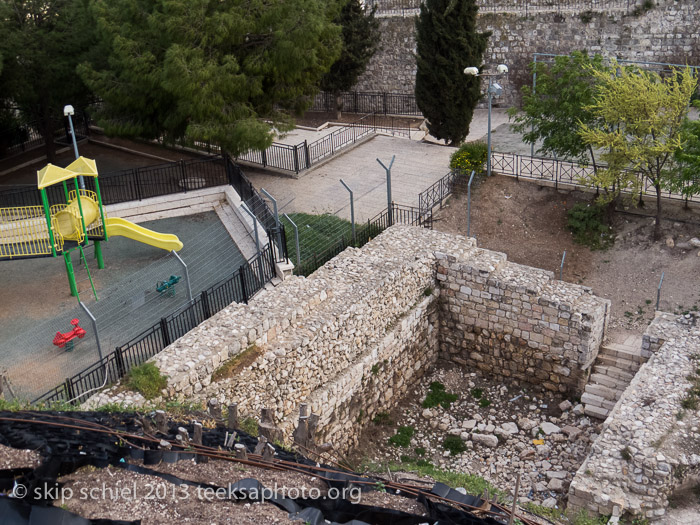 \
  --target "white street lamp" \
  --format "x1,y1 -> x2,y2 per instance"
464,64 -> 509,177
64,104 -> 85,189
